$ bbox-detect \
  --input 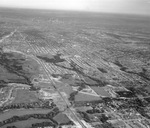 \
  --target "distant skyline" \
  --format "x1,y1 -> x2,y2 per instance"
0,0 -> 150,15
